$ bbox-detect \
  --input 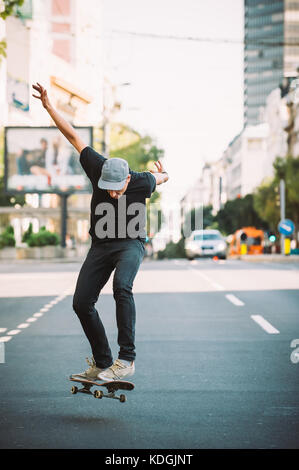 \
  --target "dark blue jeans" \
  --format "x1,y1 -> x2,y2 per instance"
73,238 -> 145,369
